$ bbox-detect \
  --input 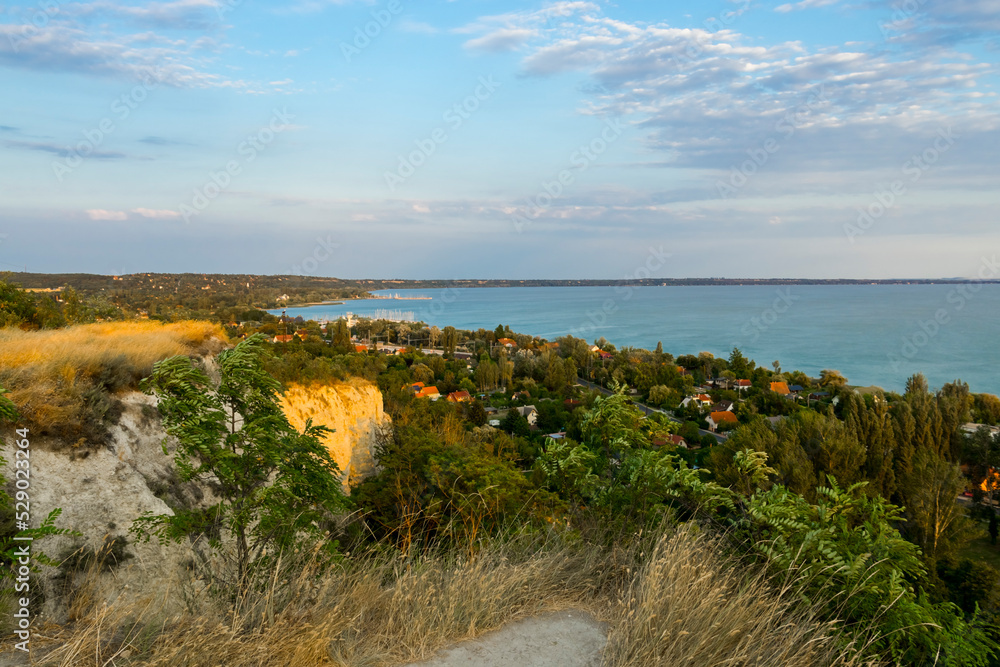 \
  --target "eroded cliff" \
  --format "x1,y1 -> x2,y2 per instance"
279,380 -> 389,491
